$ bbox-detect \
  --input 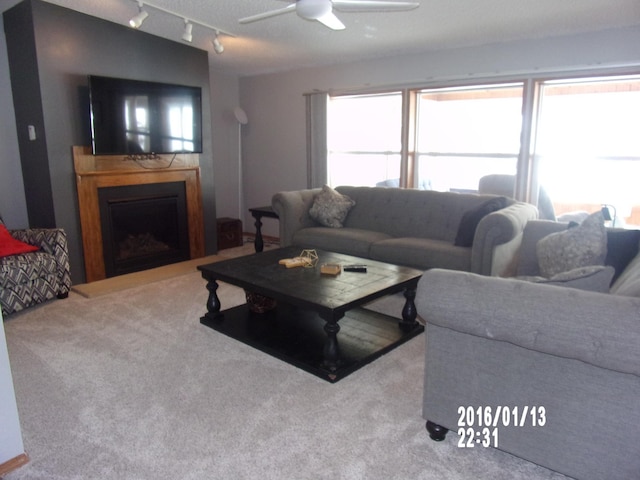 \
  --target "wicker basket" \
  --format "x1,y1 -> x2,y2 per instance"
244,290 -> 277,313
